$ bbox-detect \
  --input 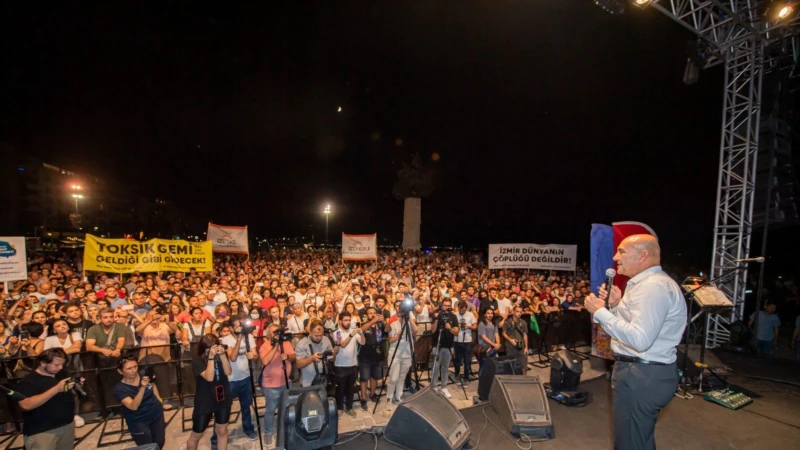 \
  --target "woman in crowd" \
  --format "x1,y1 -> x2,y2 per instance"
182,307 -> 211,347
115,356 -> 166,447
477,309 -> 500,371
185,334 -> 232,450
